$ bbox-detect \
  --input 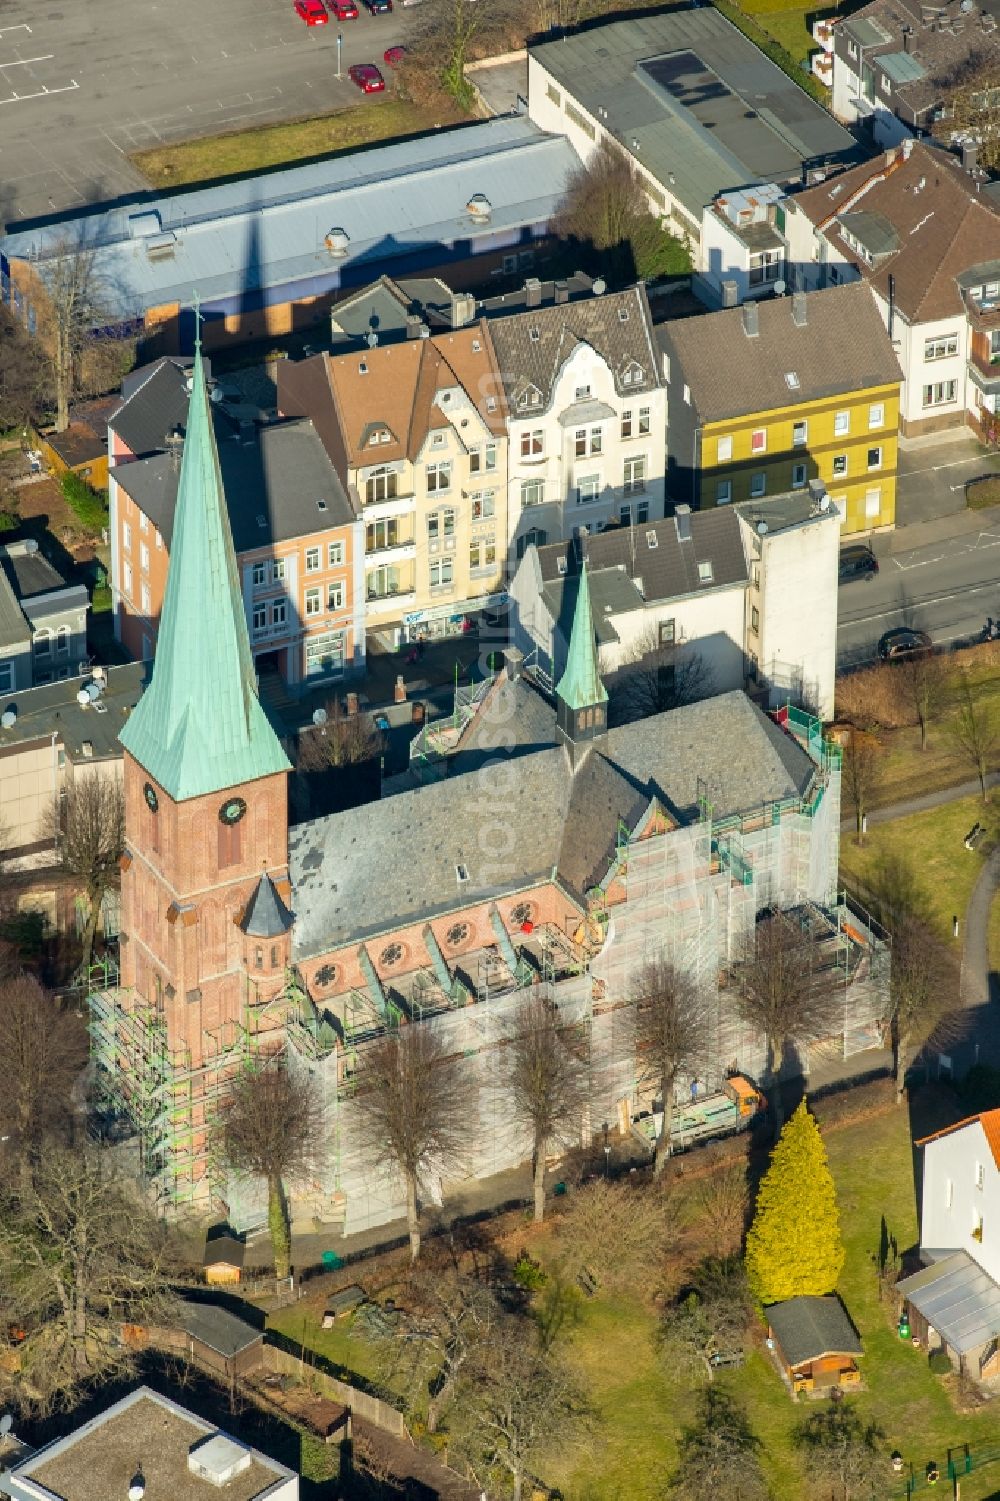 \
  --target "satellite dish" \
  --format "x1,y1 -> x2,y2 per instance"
312,708 -> 328,727
773,279 -> 786,296
757,521 -> 768,536
366,331 -> 378,348
0,709 -> 16,730
0,1413 -> 12,1435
